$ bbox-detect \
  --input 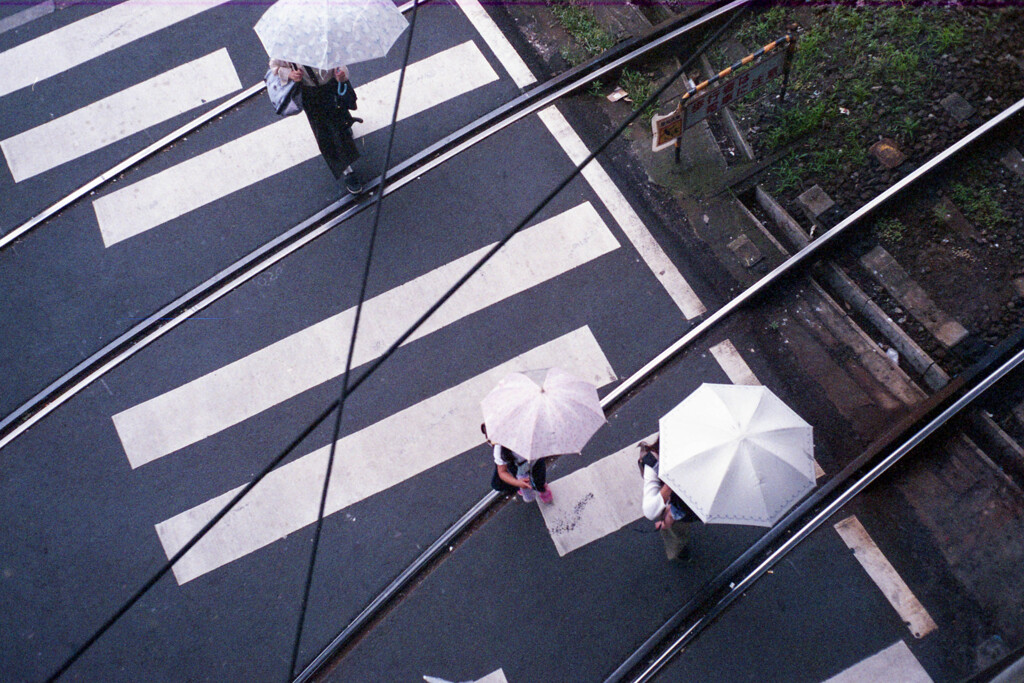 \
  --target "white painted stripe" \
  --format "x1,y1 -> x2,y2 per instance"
824,641 -> 932,683
834,516 -> 938,639
709,340 -> 759,386
540,434 -> 655,557
424,670 -> 507,683
0,0 -> 232,98
113,202 -> 618,468
455,0 -> 535,89
2,49 -> 241,182
460,0 -> 704,318
92,41 -> 499,246
537,106 -> 707,320
0,0 -> 54,36
156,326 -> 616,584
